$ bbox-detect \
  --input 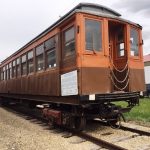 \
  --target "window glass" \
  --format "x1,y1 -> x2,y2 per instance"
16,65 -> 20,77
28,51 -> 33,59
46,49 -> 56,68
3,67 -> 6,80
9,62 -> 12,79
21,63 -> 26,75
16,59 -> 20,77
117,28 -> 125,57
21,55 -> 26,75
36,44 -> 44,55
36,55 -> 44,71
130,28 -> 139,56
27,51 -> 34,74
1,69 -> 3,80
22,55 -> 26,63
36,45 -> 44,71
65,28 -> 74,42
12,61 -> 16,78
6,65 -> 8,80
85,19 -> 102,51
13,60 -> 15,66
17,58 -> 20,65
28,59 -> 34,73
45,37 -> 55,51
64,27 -> 75,57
